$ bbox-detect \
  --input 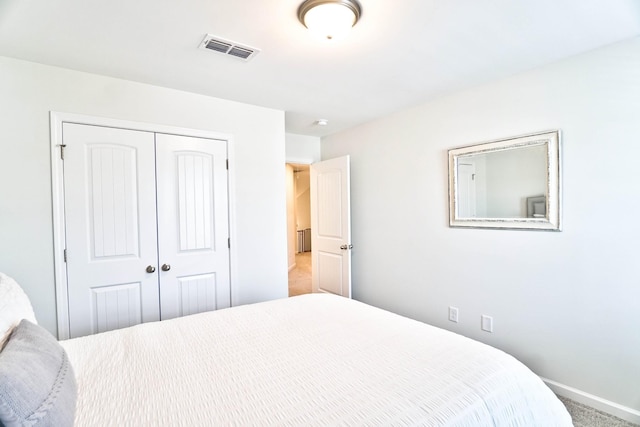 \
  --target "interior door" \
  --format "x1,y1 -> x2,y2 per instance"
155,133 -> 231,320
63,123 -> 160,338
457,162 -> 477,218
310,155 -> 352,298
